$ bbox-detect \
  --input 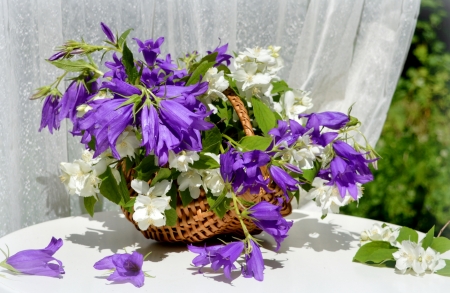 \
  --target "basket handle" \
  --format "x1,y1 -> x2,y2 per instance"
224,88 -> 254,137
